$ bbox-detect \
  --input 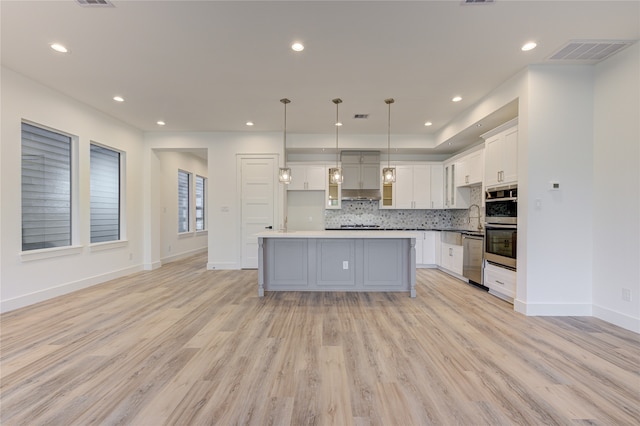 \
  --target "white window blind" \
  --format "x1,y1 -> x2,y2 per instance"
90,144 -> 120,243
21,122 -> 72,251
195,175 -> 206,231
178,170 -> 190,233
